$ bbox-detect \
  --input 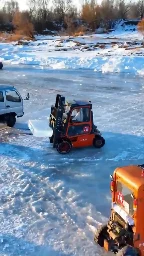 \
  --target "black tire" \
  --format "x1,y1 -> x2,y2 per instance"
94,224 -> 107,247
0,62 -> 3,70
117,245 -> 140,256
93,136 -> 105,148
49,134 -> 54,143
6,114 -> 16,127
56,140 -> 72,154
